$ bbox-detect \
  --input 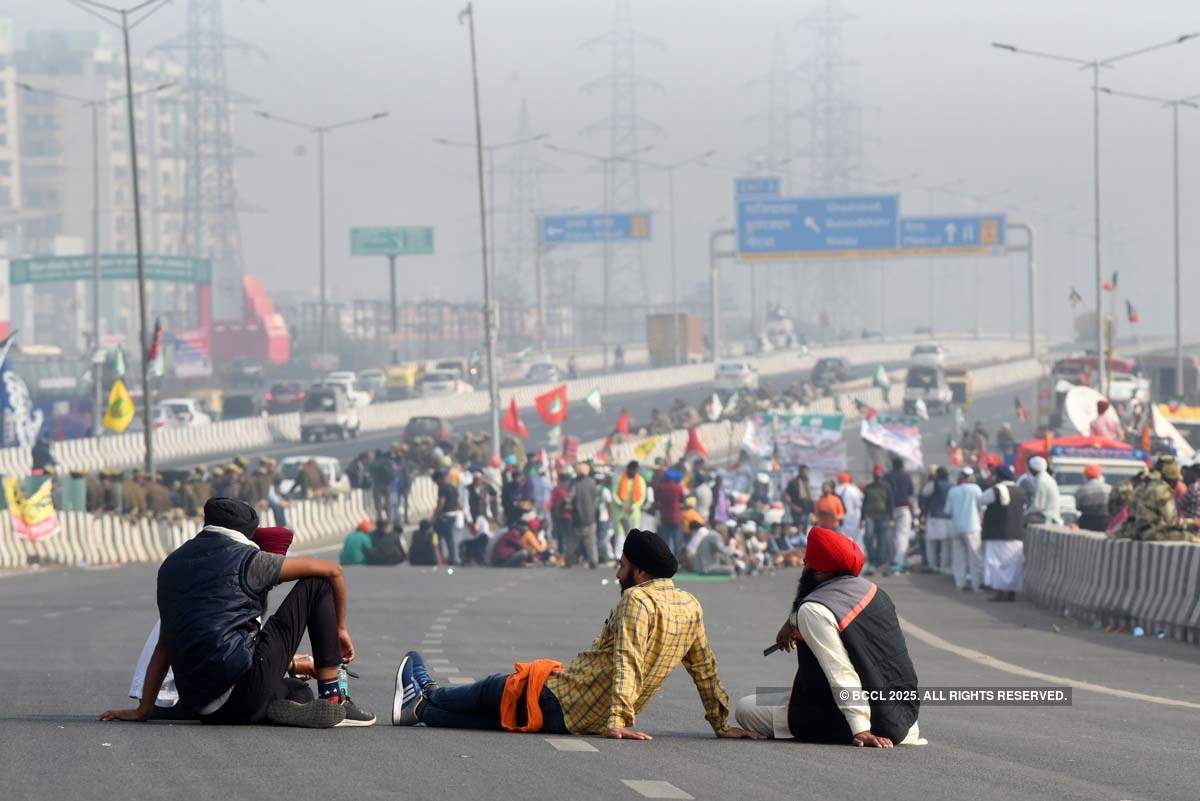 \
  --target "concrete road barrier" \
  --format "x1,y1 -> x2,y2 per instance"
1024,525 -> 1200,645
